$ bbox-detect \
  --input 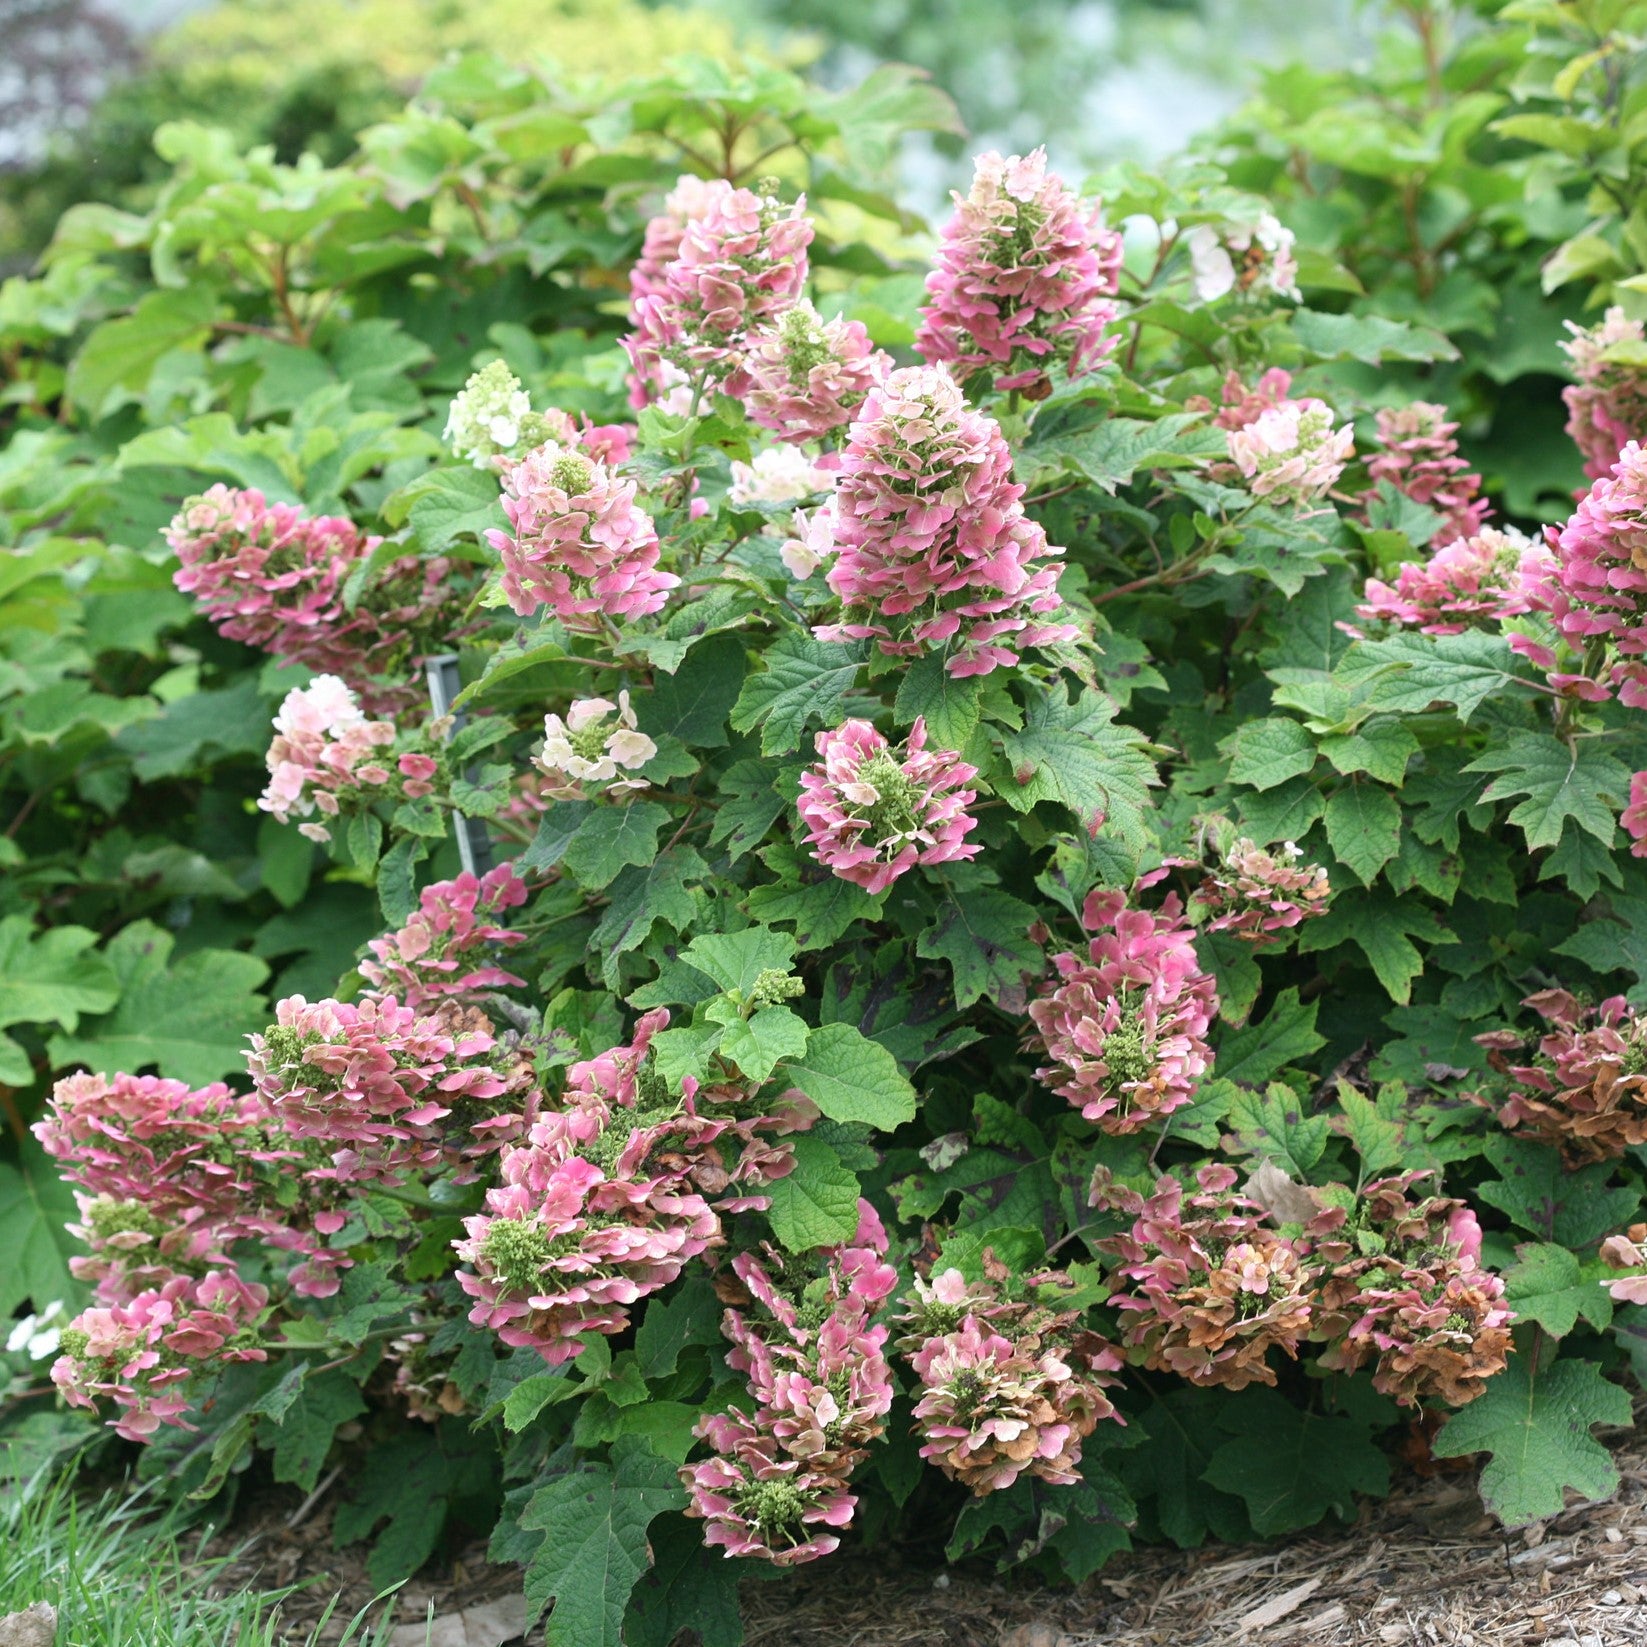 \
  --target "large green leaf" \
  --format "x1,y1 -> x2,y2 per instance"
47,920 -> 269,1086
519,1439 -> 687,1645
0,916 -> 120,1034
1433,1356 -> 1630,1527
779,1022 -> 916,1128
